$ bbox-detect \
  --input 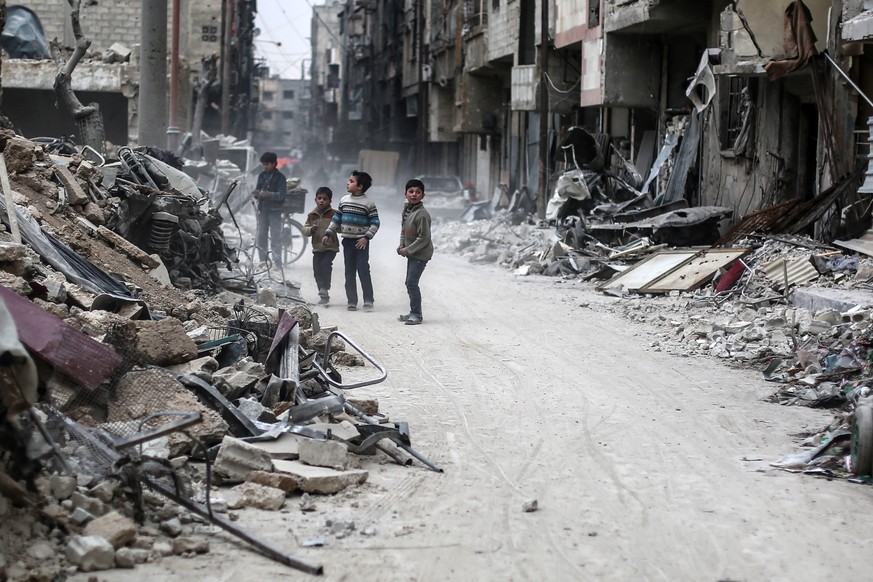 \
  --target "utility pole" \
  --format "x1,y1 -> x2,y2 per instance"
537,0 -> 550,218
221,0 -> 235,135
417,0 -> 427,175
167,0 -> 181,152
139,0 -> 168,147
